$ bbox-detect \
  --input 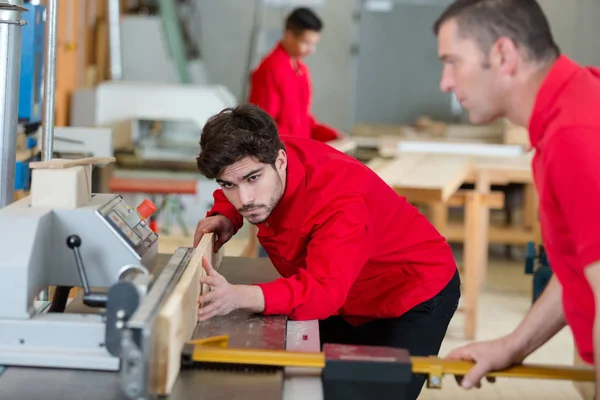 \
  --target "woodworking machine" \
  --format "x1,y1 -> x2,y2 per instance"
0,158 -> 205,399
